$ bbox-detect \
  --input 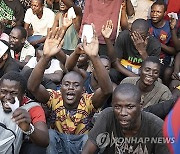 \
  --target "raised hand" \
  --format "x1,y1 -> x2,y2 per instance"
101,20 -> 113,39
63,13 -> 73,28
131,31 -> 148,58
82,24 -> 99,57
12,108 -> 31,132
43,27 -> 65,58
170,16 -> 177,30
75,43 -> 85,55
